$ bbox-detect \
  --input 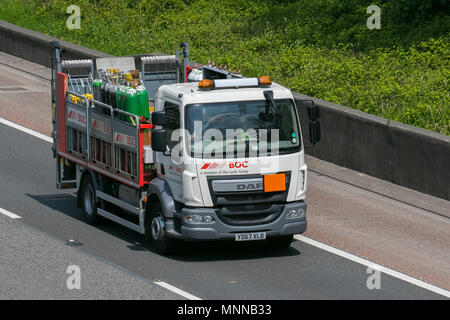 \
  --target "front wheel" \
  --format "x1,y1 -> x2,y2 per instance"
267,235 -> 293,250
145,202 -> 177,255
